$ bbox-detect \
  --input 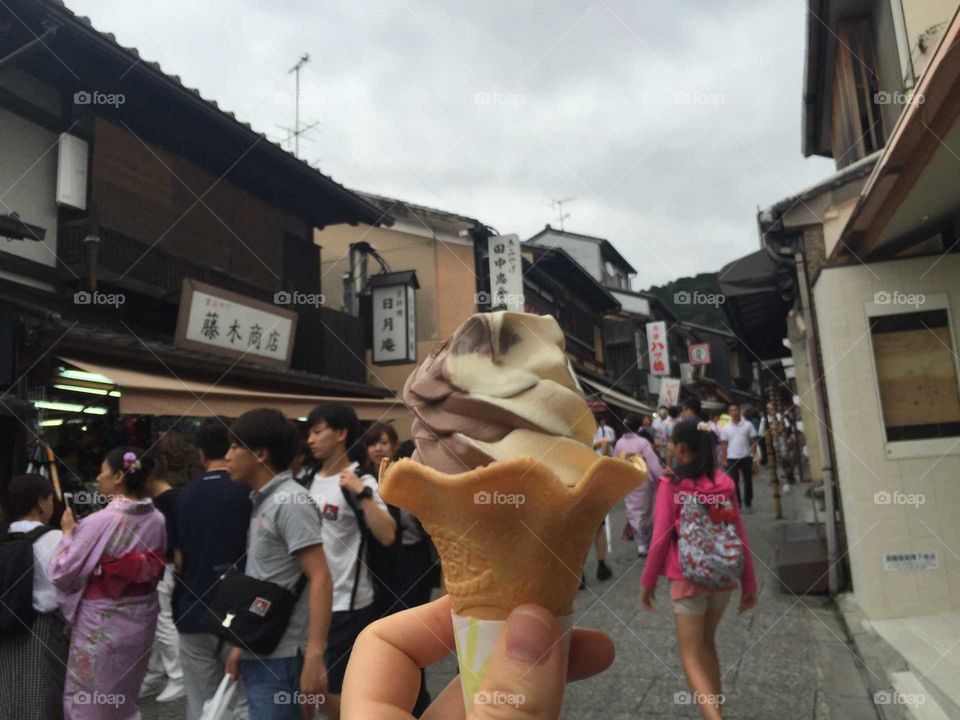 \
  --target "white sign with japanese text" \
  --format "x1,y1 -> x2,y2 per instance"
646,321 -> 670,376
487,234 -> 524,311
175,280 -> 297,369
658,377 -> 681,408
372,284 -> 416,364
